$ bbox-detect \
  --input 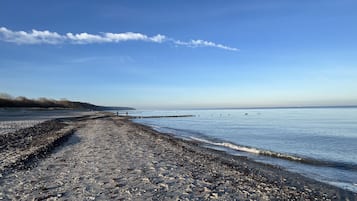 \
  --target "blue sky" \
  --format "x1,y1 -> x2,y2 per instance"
1,0 -> 357,109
